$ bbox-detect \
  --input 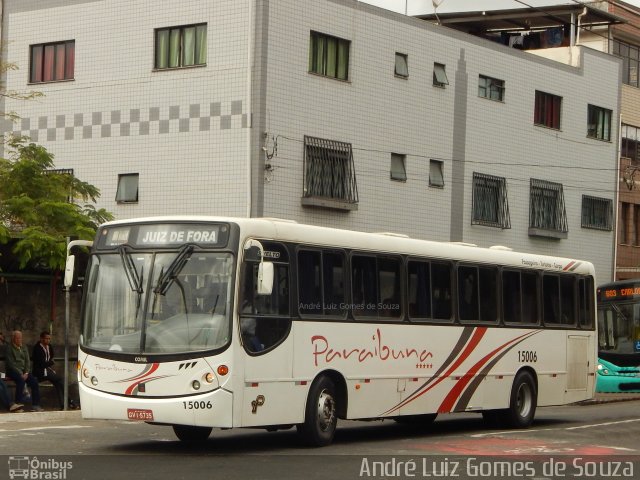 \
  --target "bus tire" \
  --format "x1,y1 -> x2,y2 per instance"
297,375 -> 337,447
172,425 -> 212,442
505,370 -> 537,428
